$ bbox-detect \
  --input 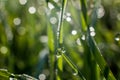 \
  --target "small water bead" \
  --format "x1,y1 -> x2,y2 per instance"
50,17 -> 57,24
48,2 -> 54,10
56,54 -> 62,58
0,46 -> 8,54
97,5 -> 105,19
115,33 -> 120,41
19,0 -> 27,5
39,74 -> 46,80
73,72 -> 78,76
76,38 -> 81,45
90,31 -> 96,37
28,6 -> 36,14
89,26 -> 95,32
13,18 -> 21,25
81,35 -> 85,40
53,0 -> 59,3
66,17 -> 72,22
71,30 -> 77,35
